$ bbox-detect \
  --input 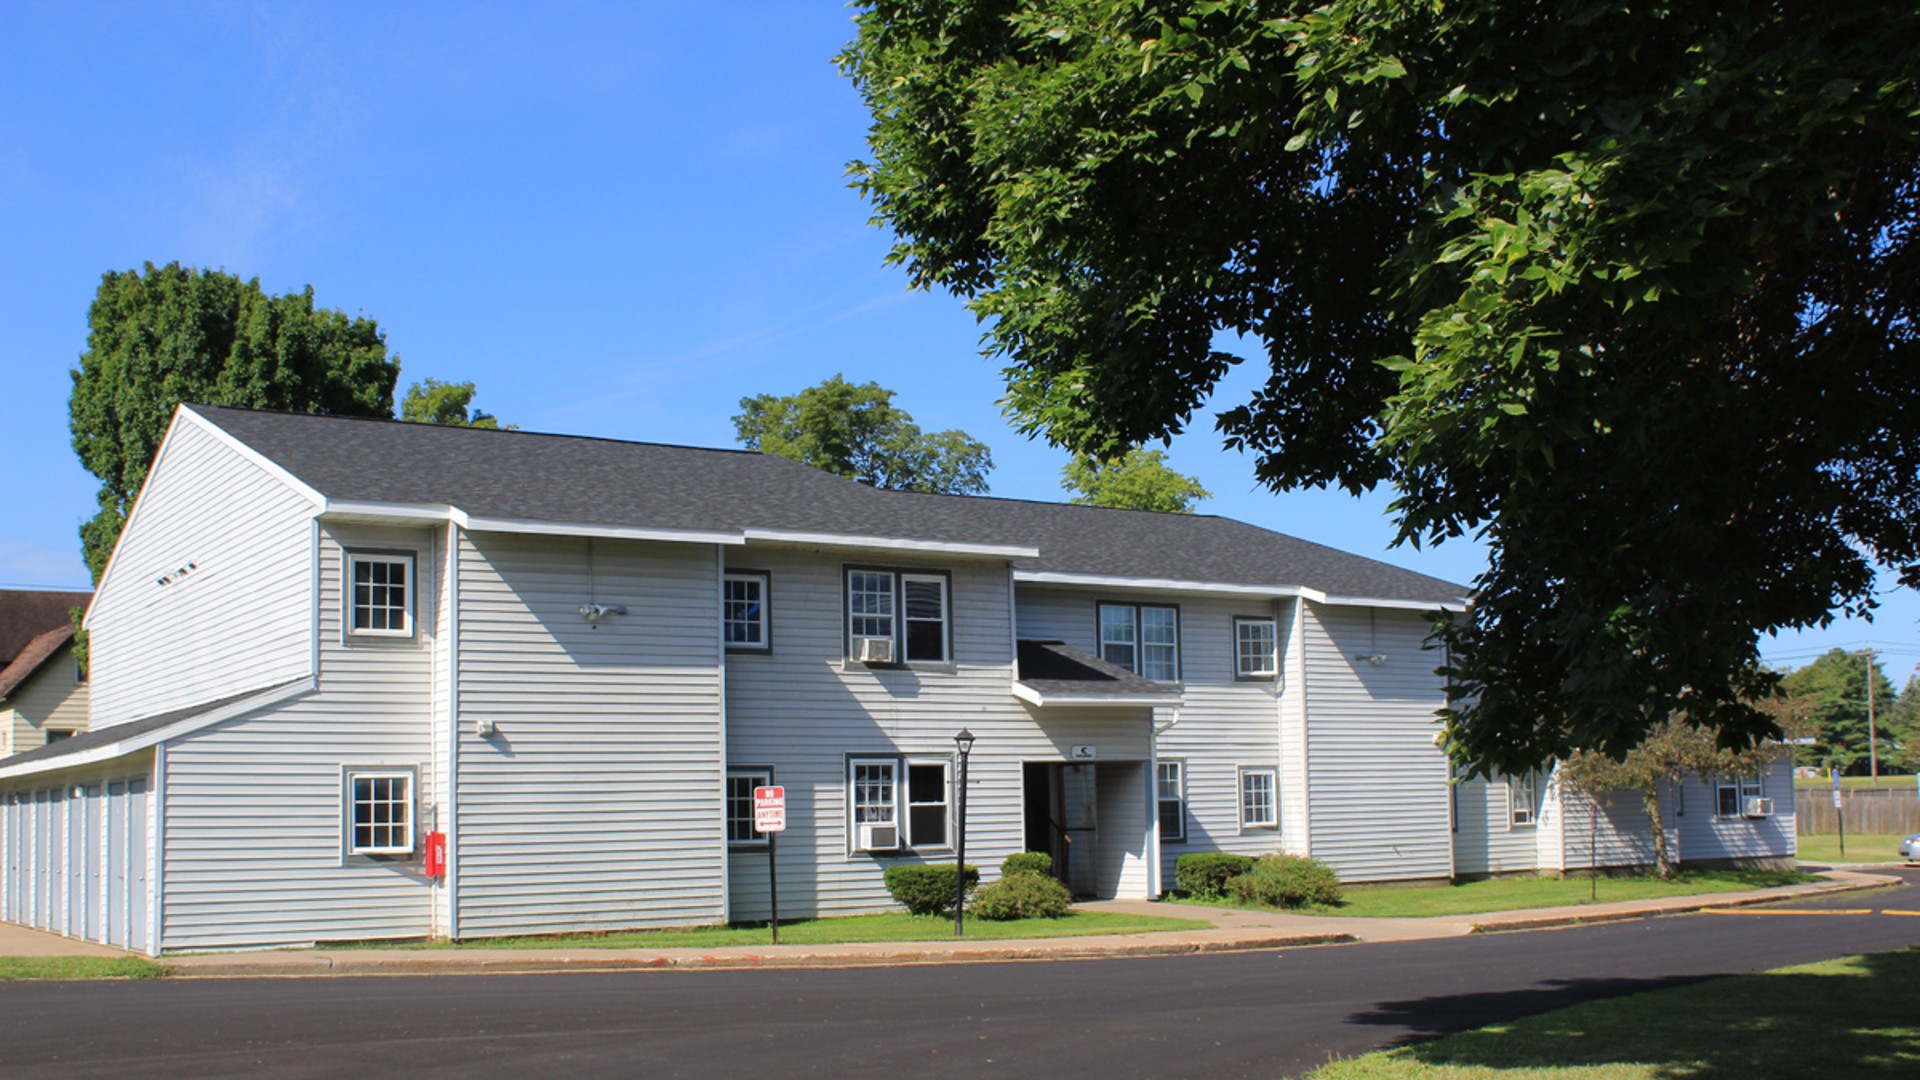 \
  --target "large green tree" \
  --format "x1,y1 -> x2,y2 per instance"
734,374 -> 993,494
1061,448 -> 1211,513
842,1 -> 1920,773
1782,649 -> 1903,775
70,263 -> 399,579
401,378 -> 511,429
